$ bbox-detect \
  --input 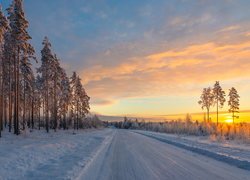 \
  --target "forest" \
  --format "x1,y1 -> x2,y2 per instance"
0,0 -> 103,137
